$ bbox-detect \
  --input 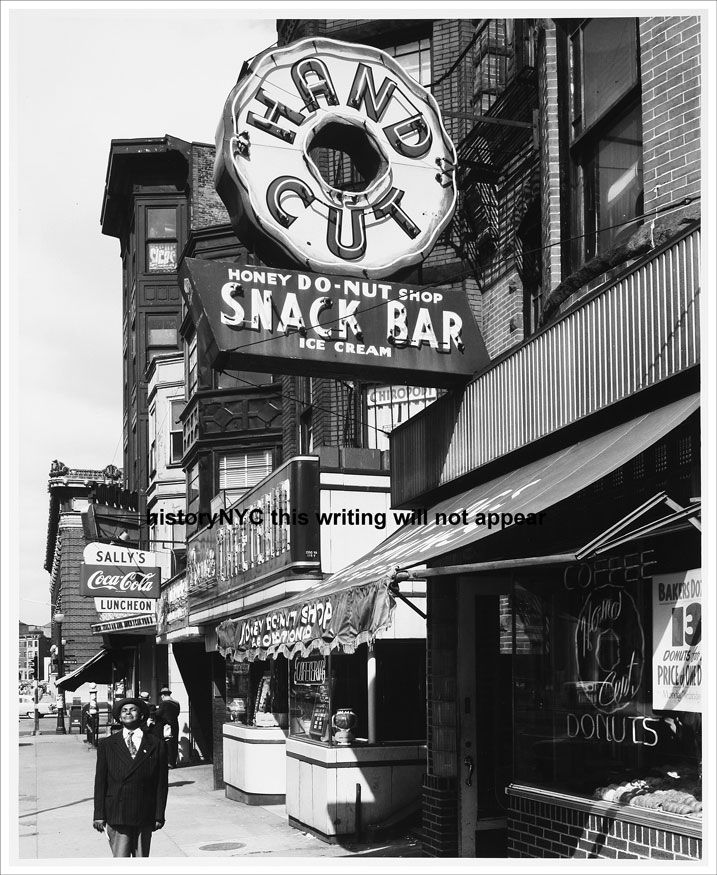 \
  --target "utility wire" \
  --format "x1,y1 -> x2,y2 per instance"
215,367 -> 393,438
205,195 -> 700,357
